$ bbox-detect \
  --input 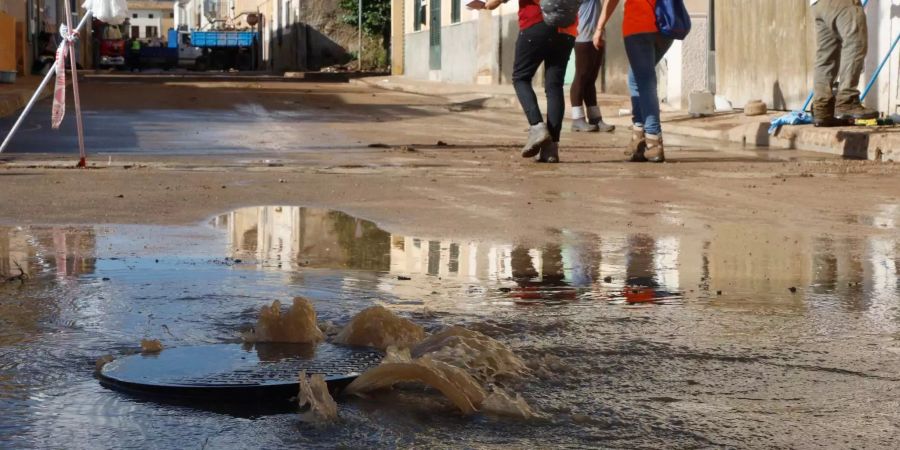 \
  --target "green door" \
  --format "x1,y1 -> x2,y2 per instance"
429,0 -> 441,70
